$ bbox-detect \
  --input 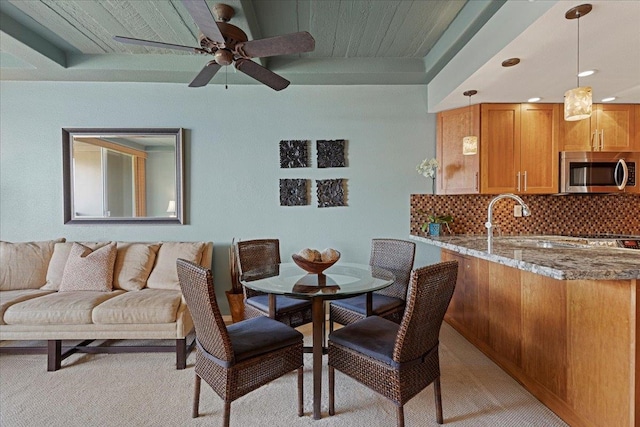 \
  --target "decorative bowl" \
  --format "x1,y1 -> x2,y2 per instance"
291,252 -> 340,274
